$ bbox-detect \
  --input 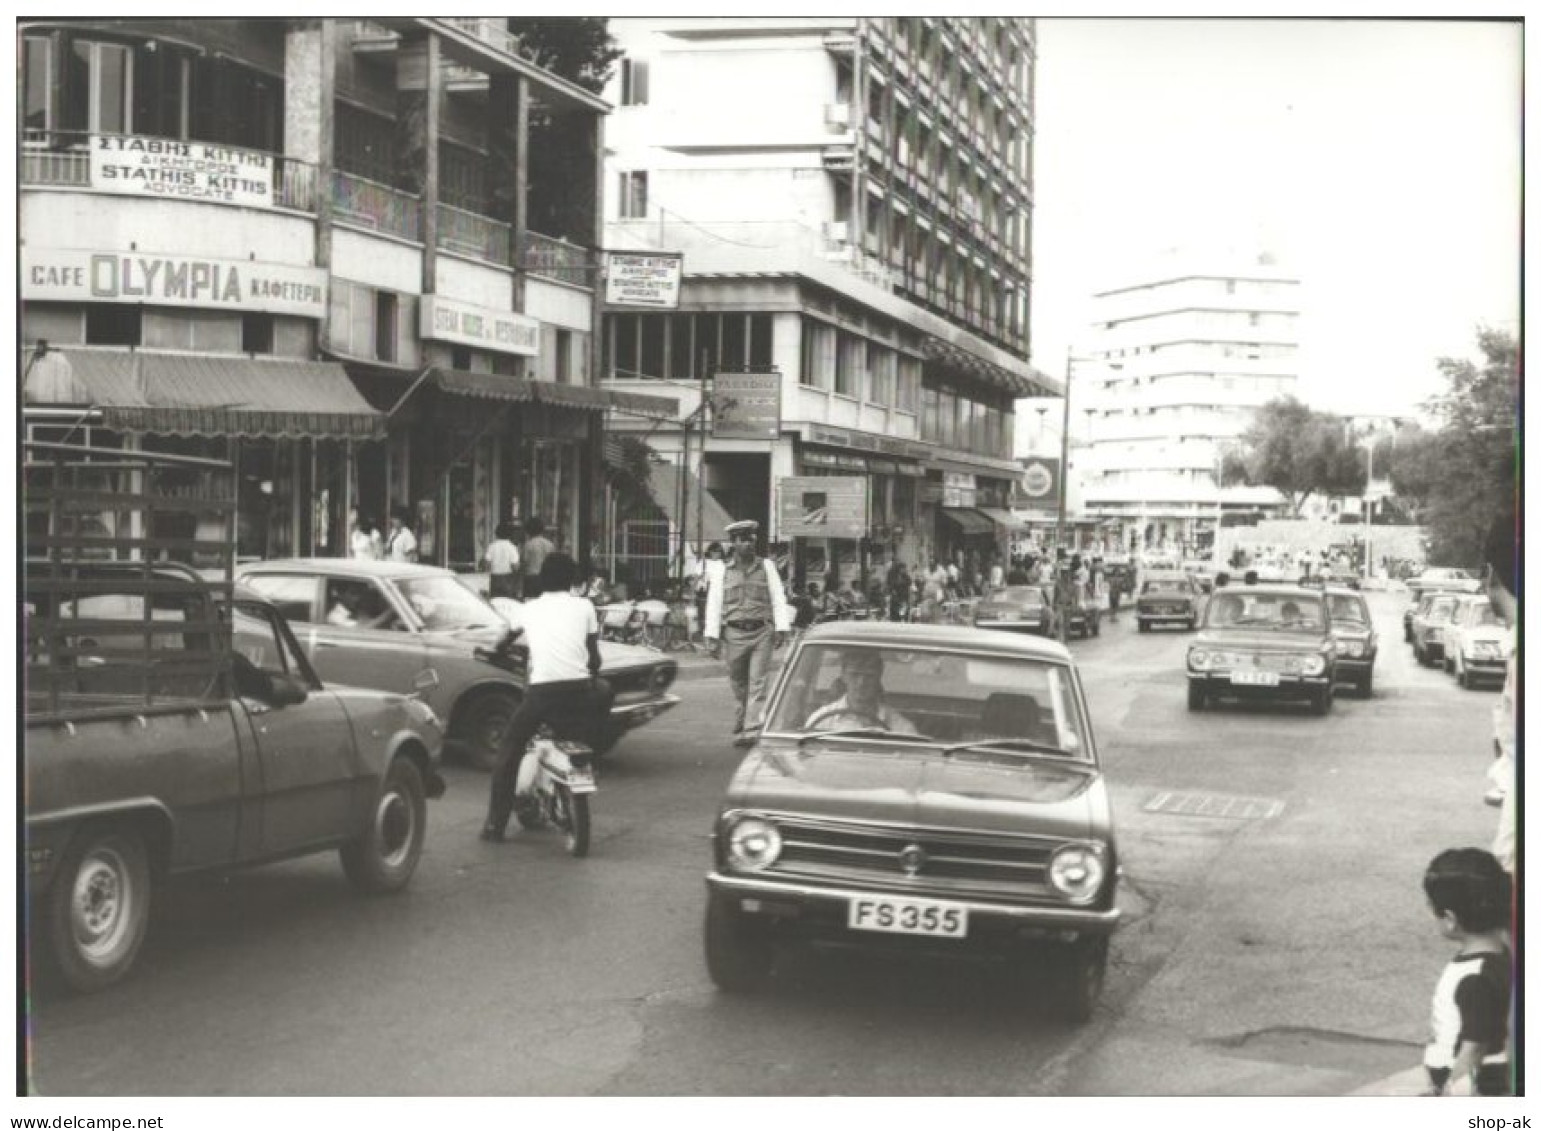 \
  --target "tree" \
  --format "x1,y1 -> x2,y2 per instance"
1383,425 -> 1440,524
1417,327 -> 1519,566
505,18 -> 623,94
1229,396 -> 1365,516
